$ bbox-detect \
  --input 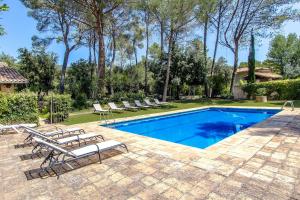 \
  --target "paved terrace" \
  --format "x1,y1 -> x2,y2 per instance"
1,106 -> 300,200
